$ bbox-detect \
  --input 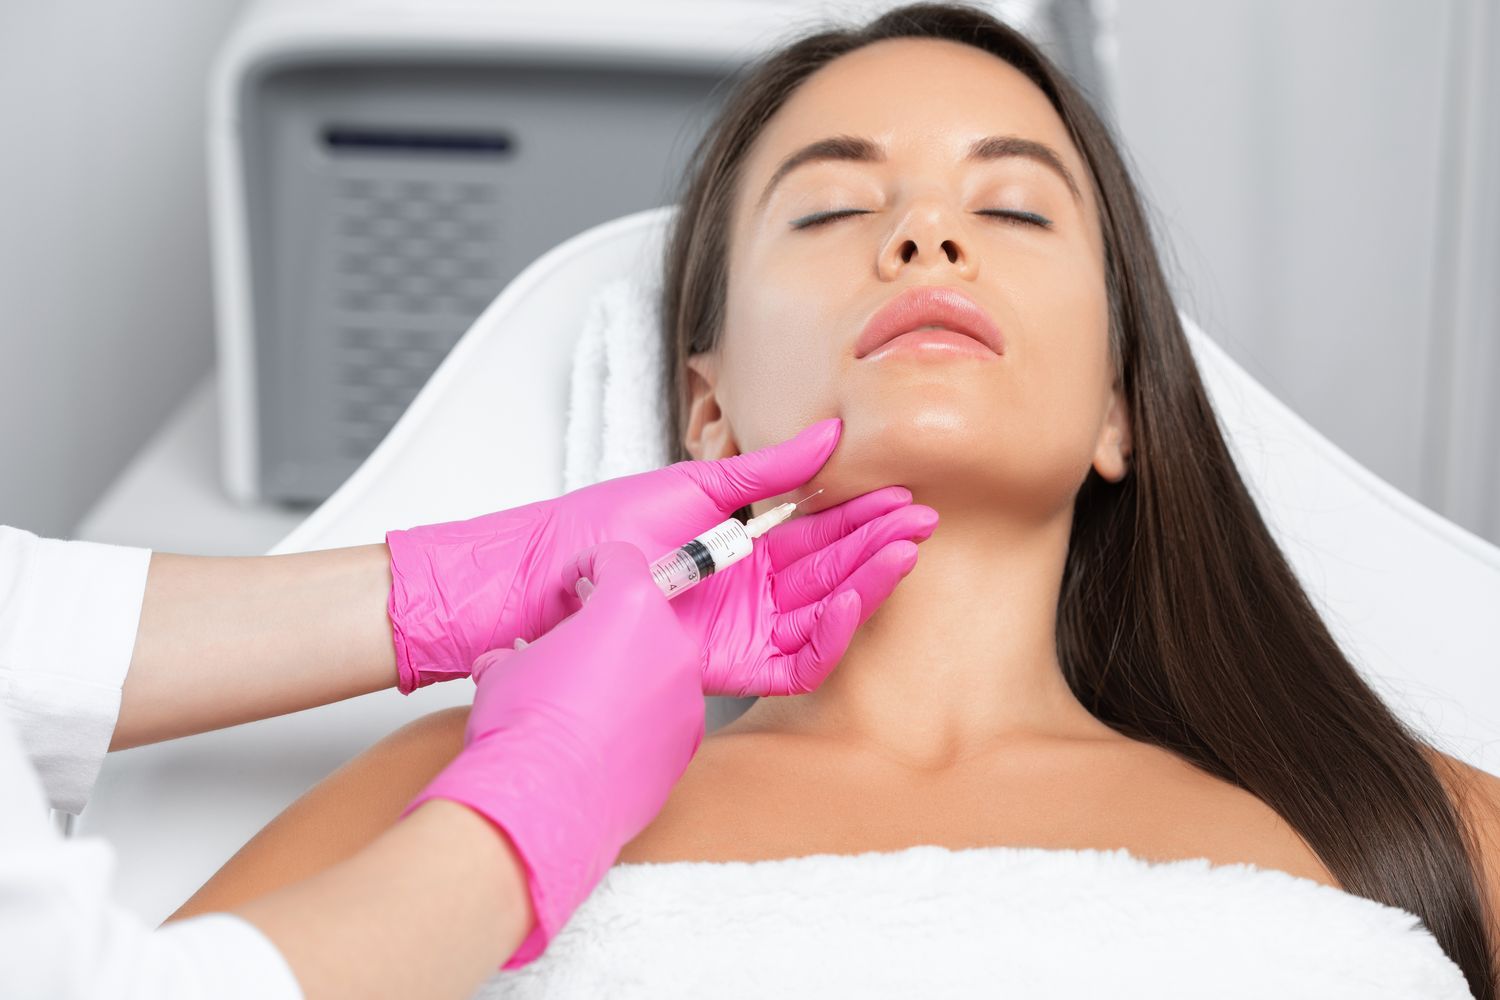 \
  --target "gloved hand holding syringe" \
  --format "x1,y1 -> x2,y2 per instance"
385,417 -> 940,698
517,488 -> 827,646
